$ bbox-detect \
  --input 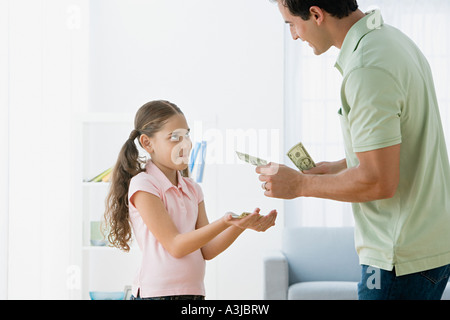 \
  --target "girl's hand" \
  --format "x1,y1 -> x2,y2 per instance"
223,208 -> 261,230
247,209 -> 277,232
223,208 -> 277,232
